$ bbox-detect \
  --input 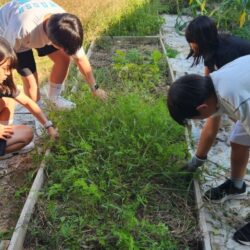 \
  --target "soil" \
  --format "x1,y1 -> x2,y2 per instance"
0,154 -> 35,242
0,110 -> 42,247
89,36 -> 171,94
